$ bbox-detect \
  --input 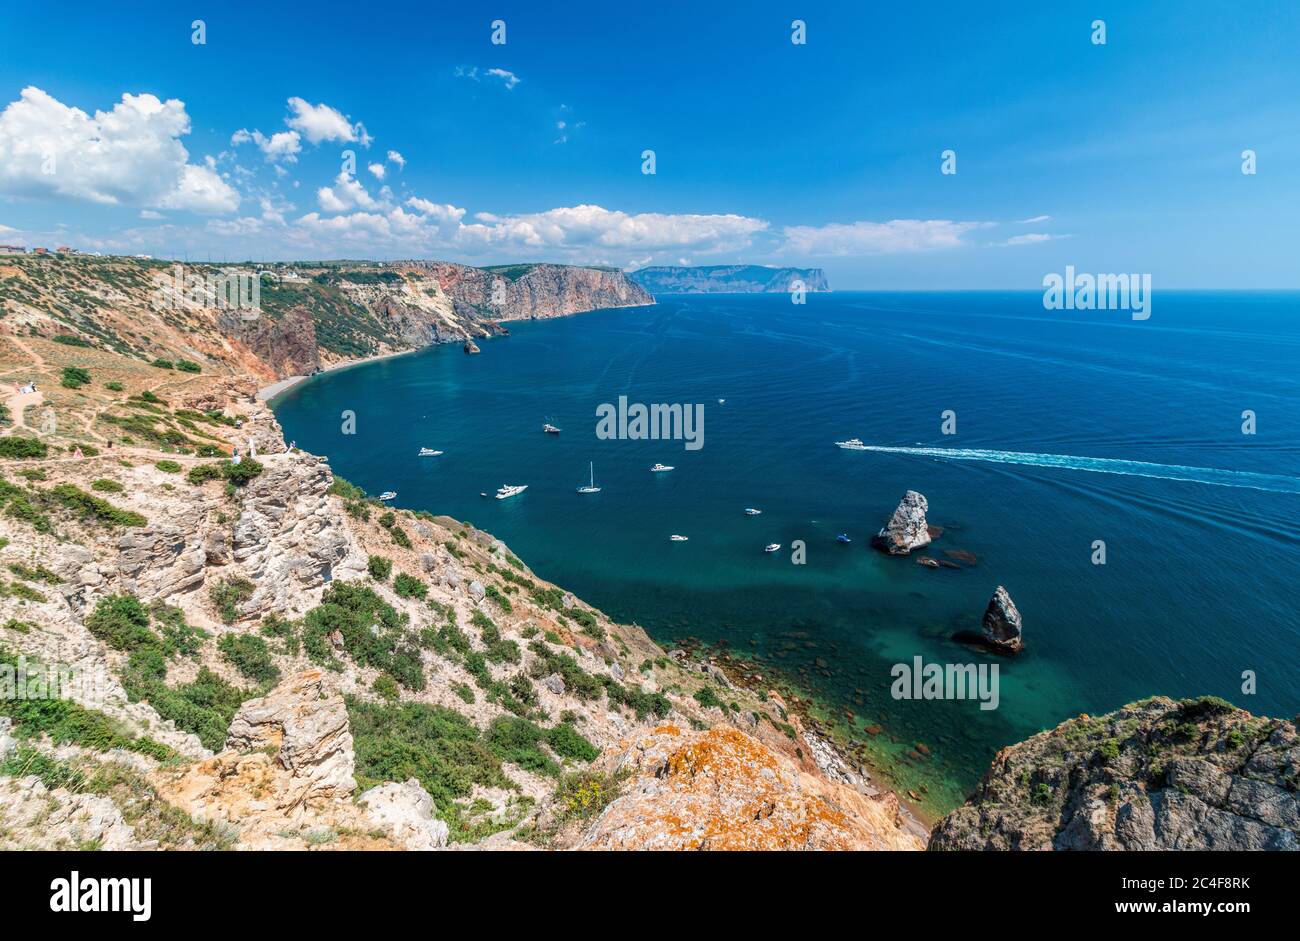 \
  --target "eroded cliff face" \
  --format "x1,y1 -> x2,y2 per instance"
0,255 -> 653,382
0,338 -> 915,852
929,696 -> 1299,851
